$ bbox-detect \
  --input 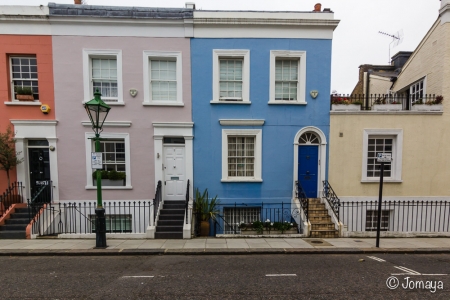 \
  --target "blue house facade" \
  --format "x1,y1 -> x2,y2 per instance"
191,9 -> 339,234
